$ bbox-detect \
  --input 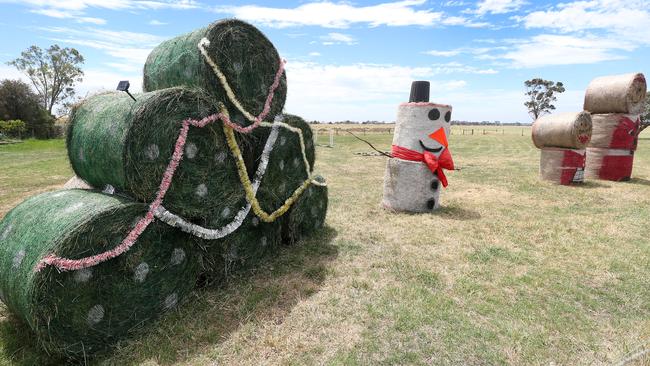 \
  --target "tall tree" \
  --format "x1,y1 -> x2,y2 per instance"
524,78 -> 566,121
8,44 -> 84,114
0,79 -> 54,138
